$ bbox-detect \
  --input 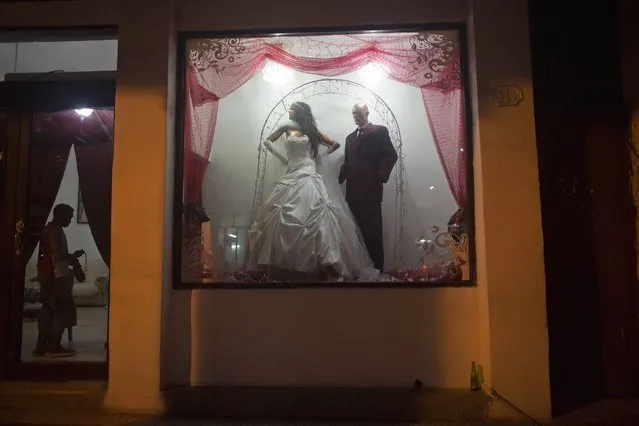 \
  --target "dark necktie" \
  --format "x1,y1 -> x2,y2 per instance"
356,128 -> 363,138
